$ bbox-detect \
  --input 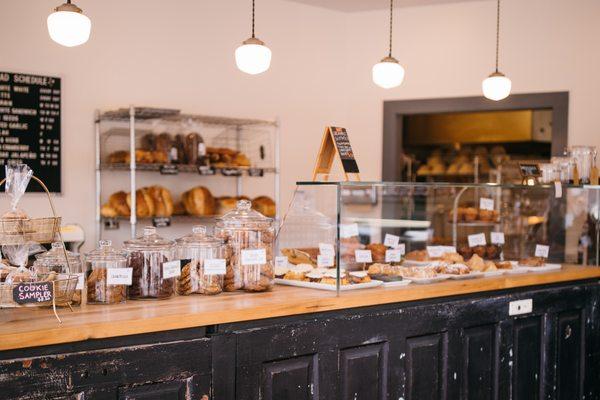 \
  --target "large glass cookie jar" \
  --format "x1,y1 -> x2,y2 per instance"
33,242 -> 84,305
175,226 -> 227,295
124,226 -> 176,300
215,199 -> 274,292
84,240 -> 129,305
